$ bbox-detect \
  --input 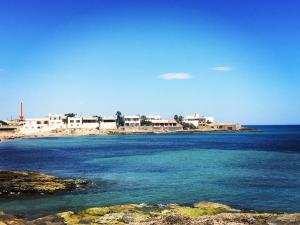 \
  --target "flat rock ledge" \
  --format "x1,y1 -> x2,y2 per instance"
0,170 -> 89,196
1,202 -> 300,225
